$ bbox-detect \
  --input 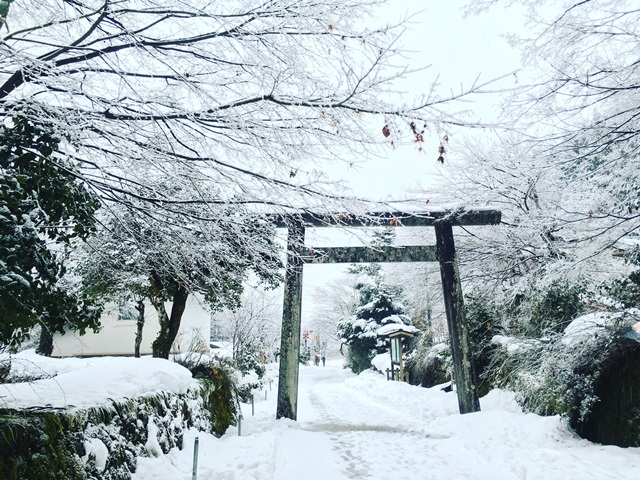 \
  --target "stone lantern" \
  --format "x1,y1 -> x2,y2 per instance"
377,323 -> 418,382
